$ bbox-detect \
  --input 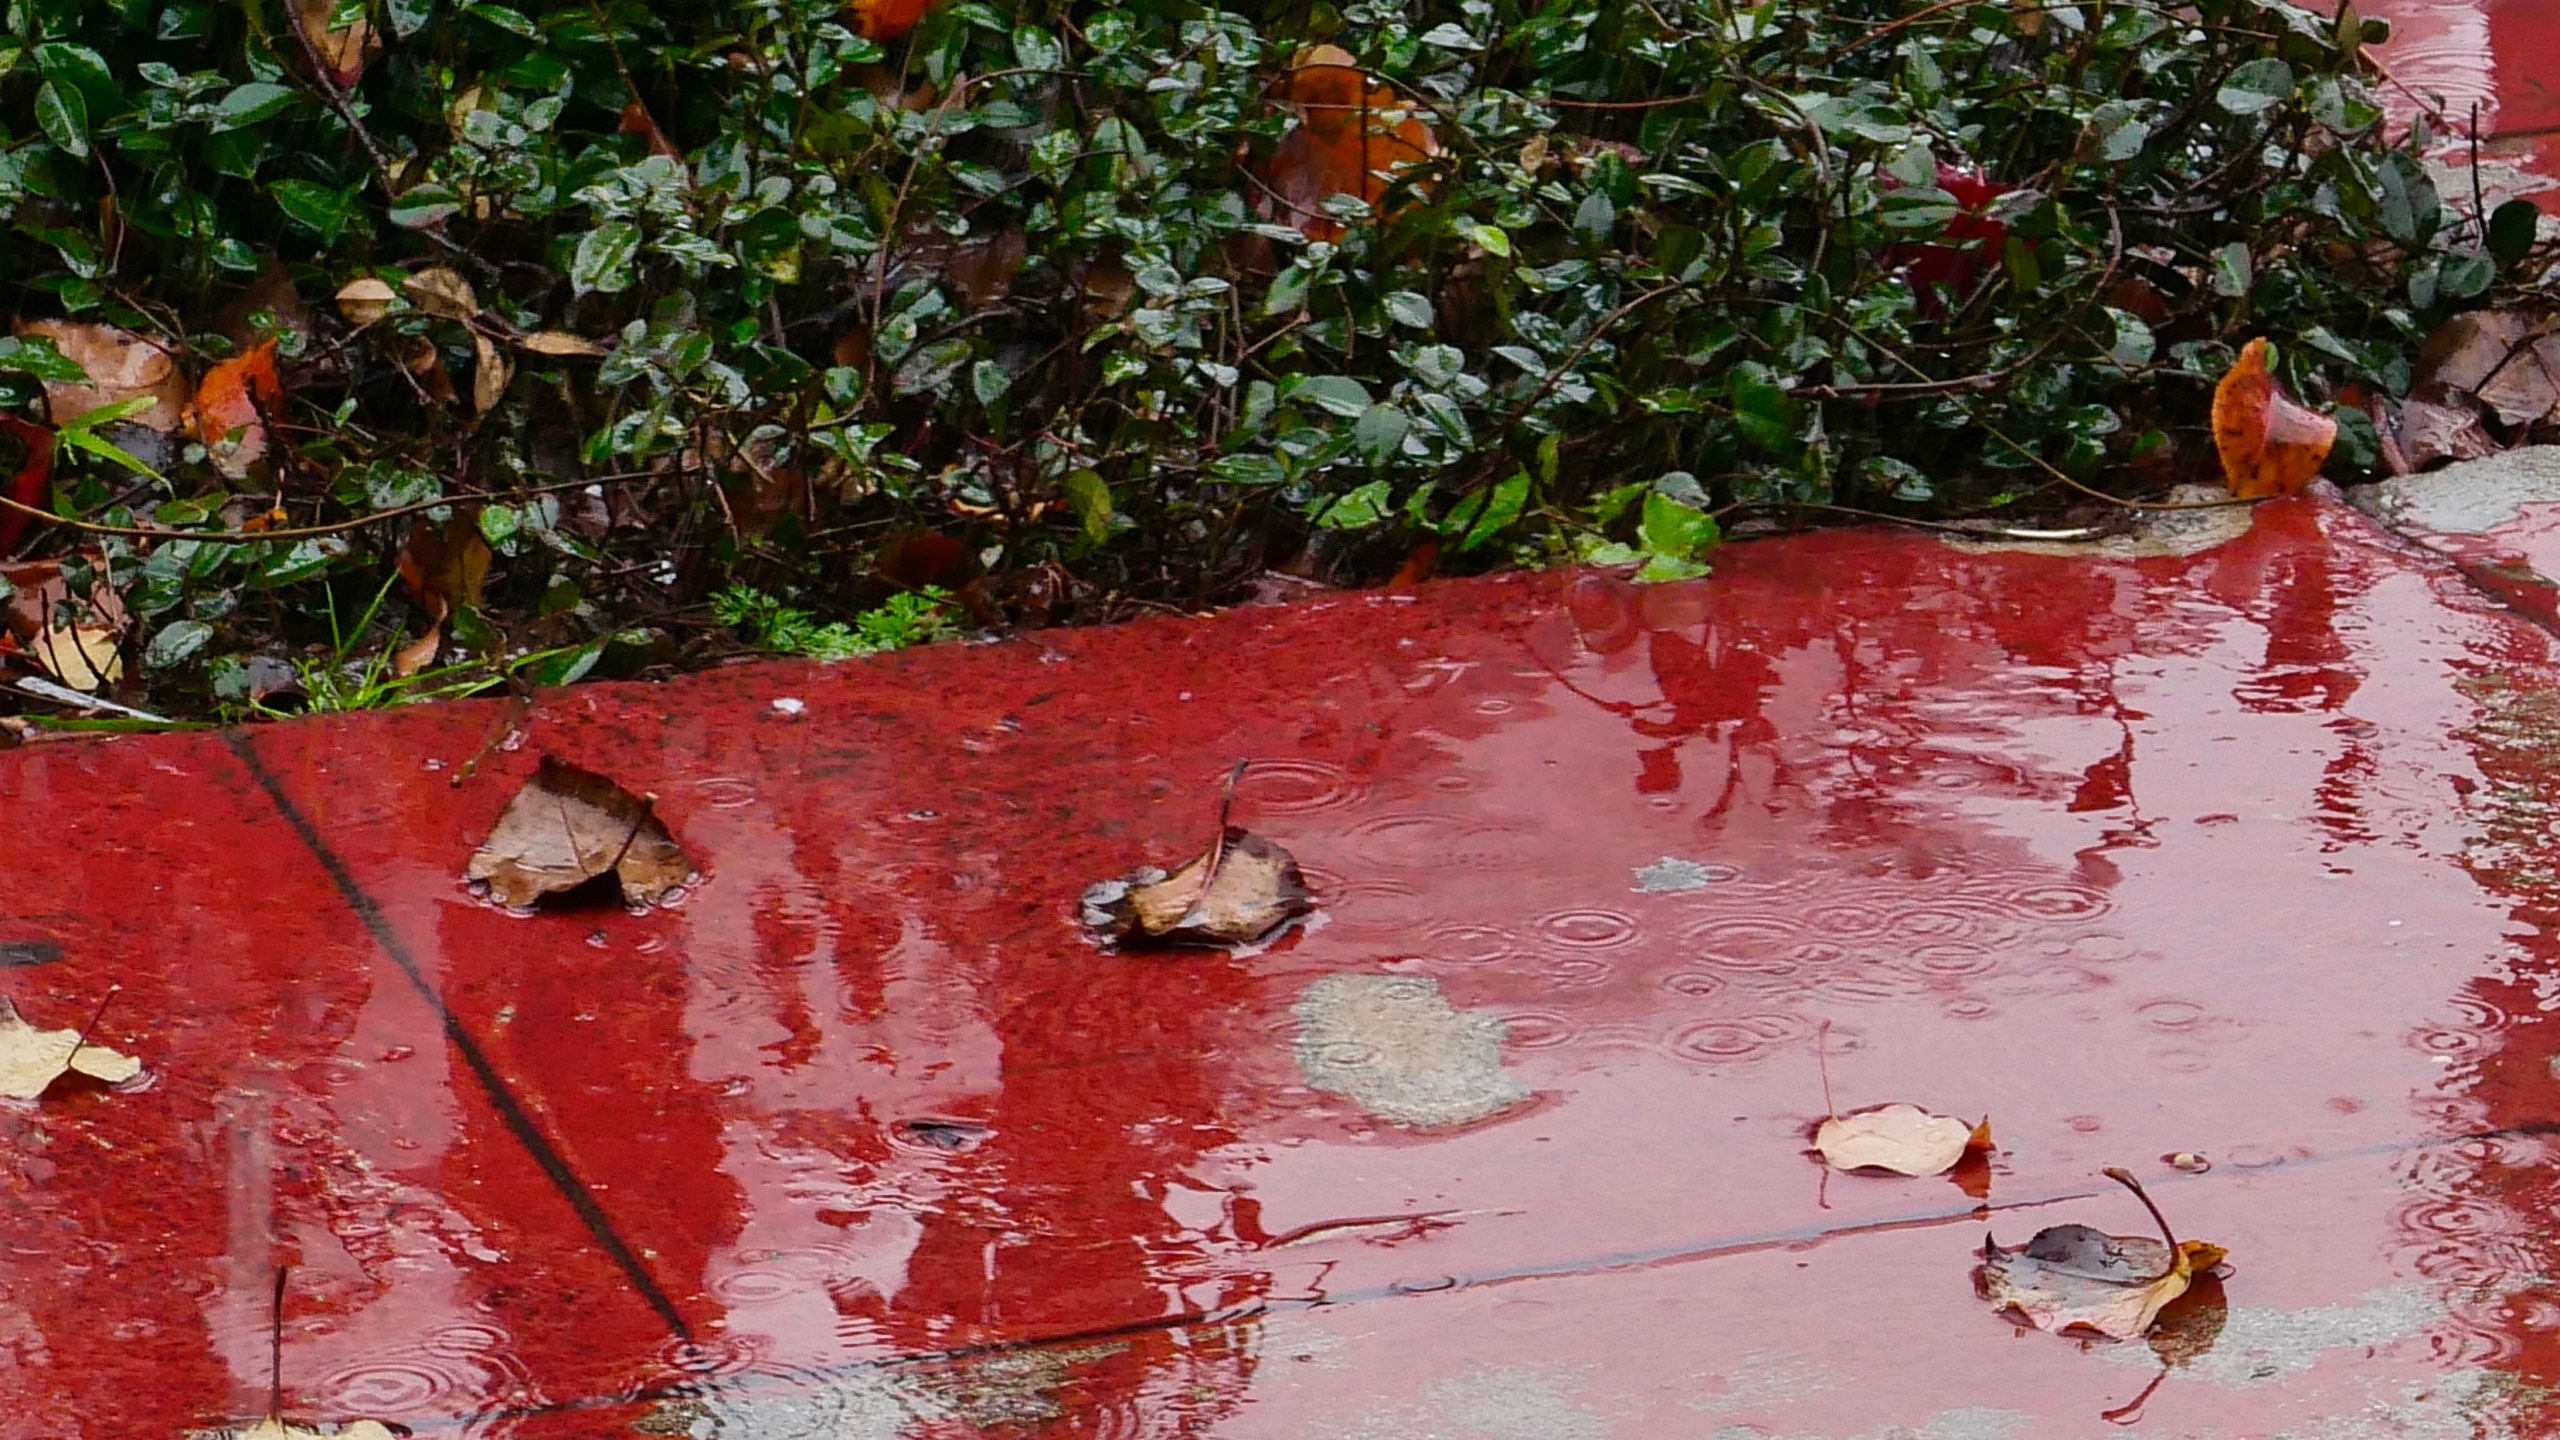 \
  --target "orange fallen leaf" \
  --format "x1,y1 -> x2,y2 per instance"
1977,1166 -> 2226,1340
2212,338 -> 2335,499
848,0 -> 940,40
1814,1105 -> 1992,1177
193,339 -> 285,481
1260,45 -> 1440,241
293,0 -> 380,87
14,320 -> 189,433
389,617 -> 442,678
